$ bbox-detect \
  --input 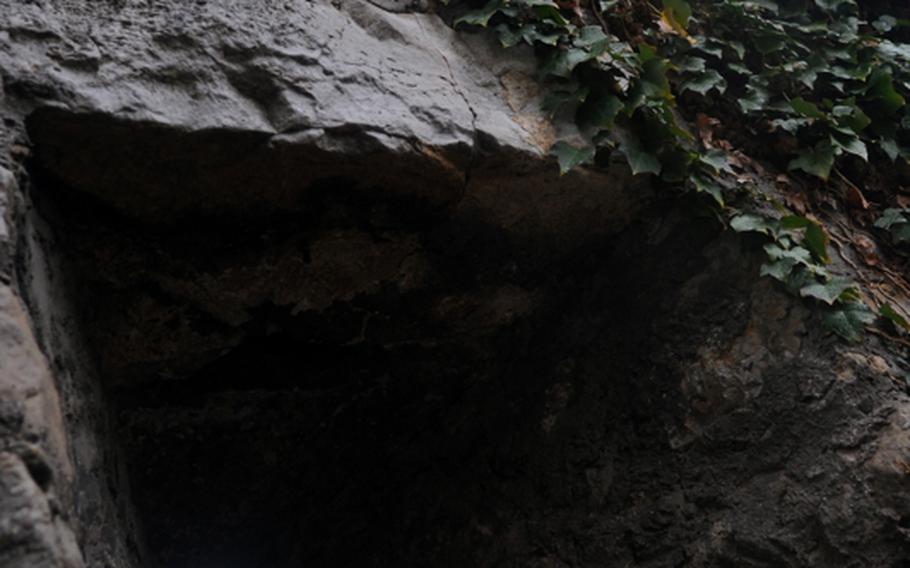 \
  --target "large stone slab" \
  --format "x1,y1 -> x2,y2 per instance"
1,0 -> 646,247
